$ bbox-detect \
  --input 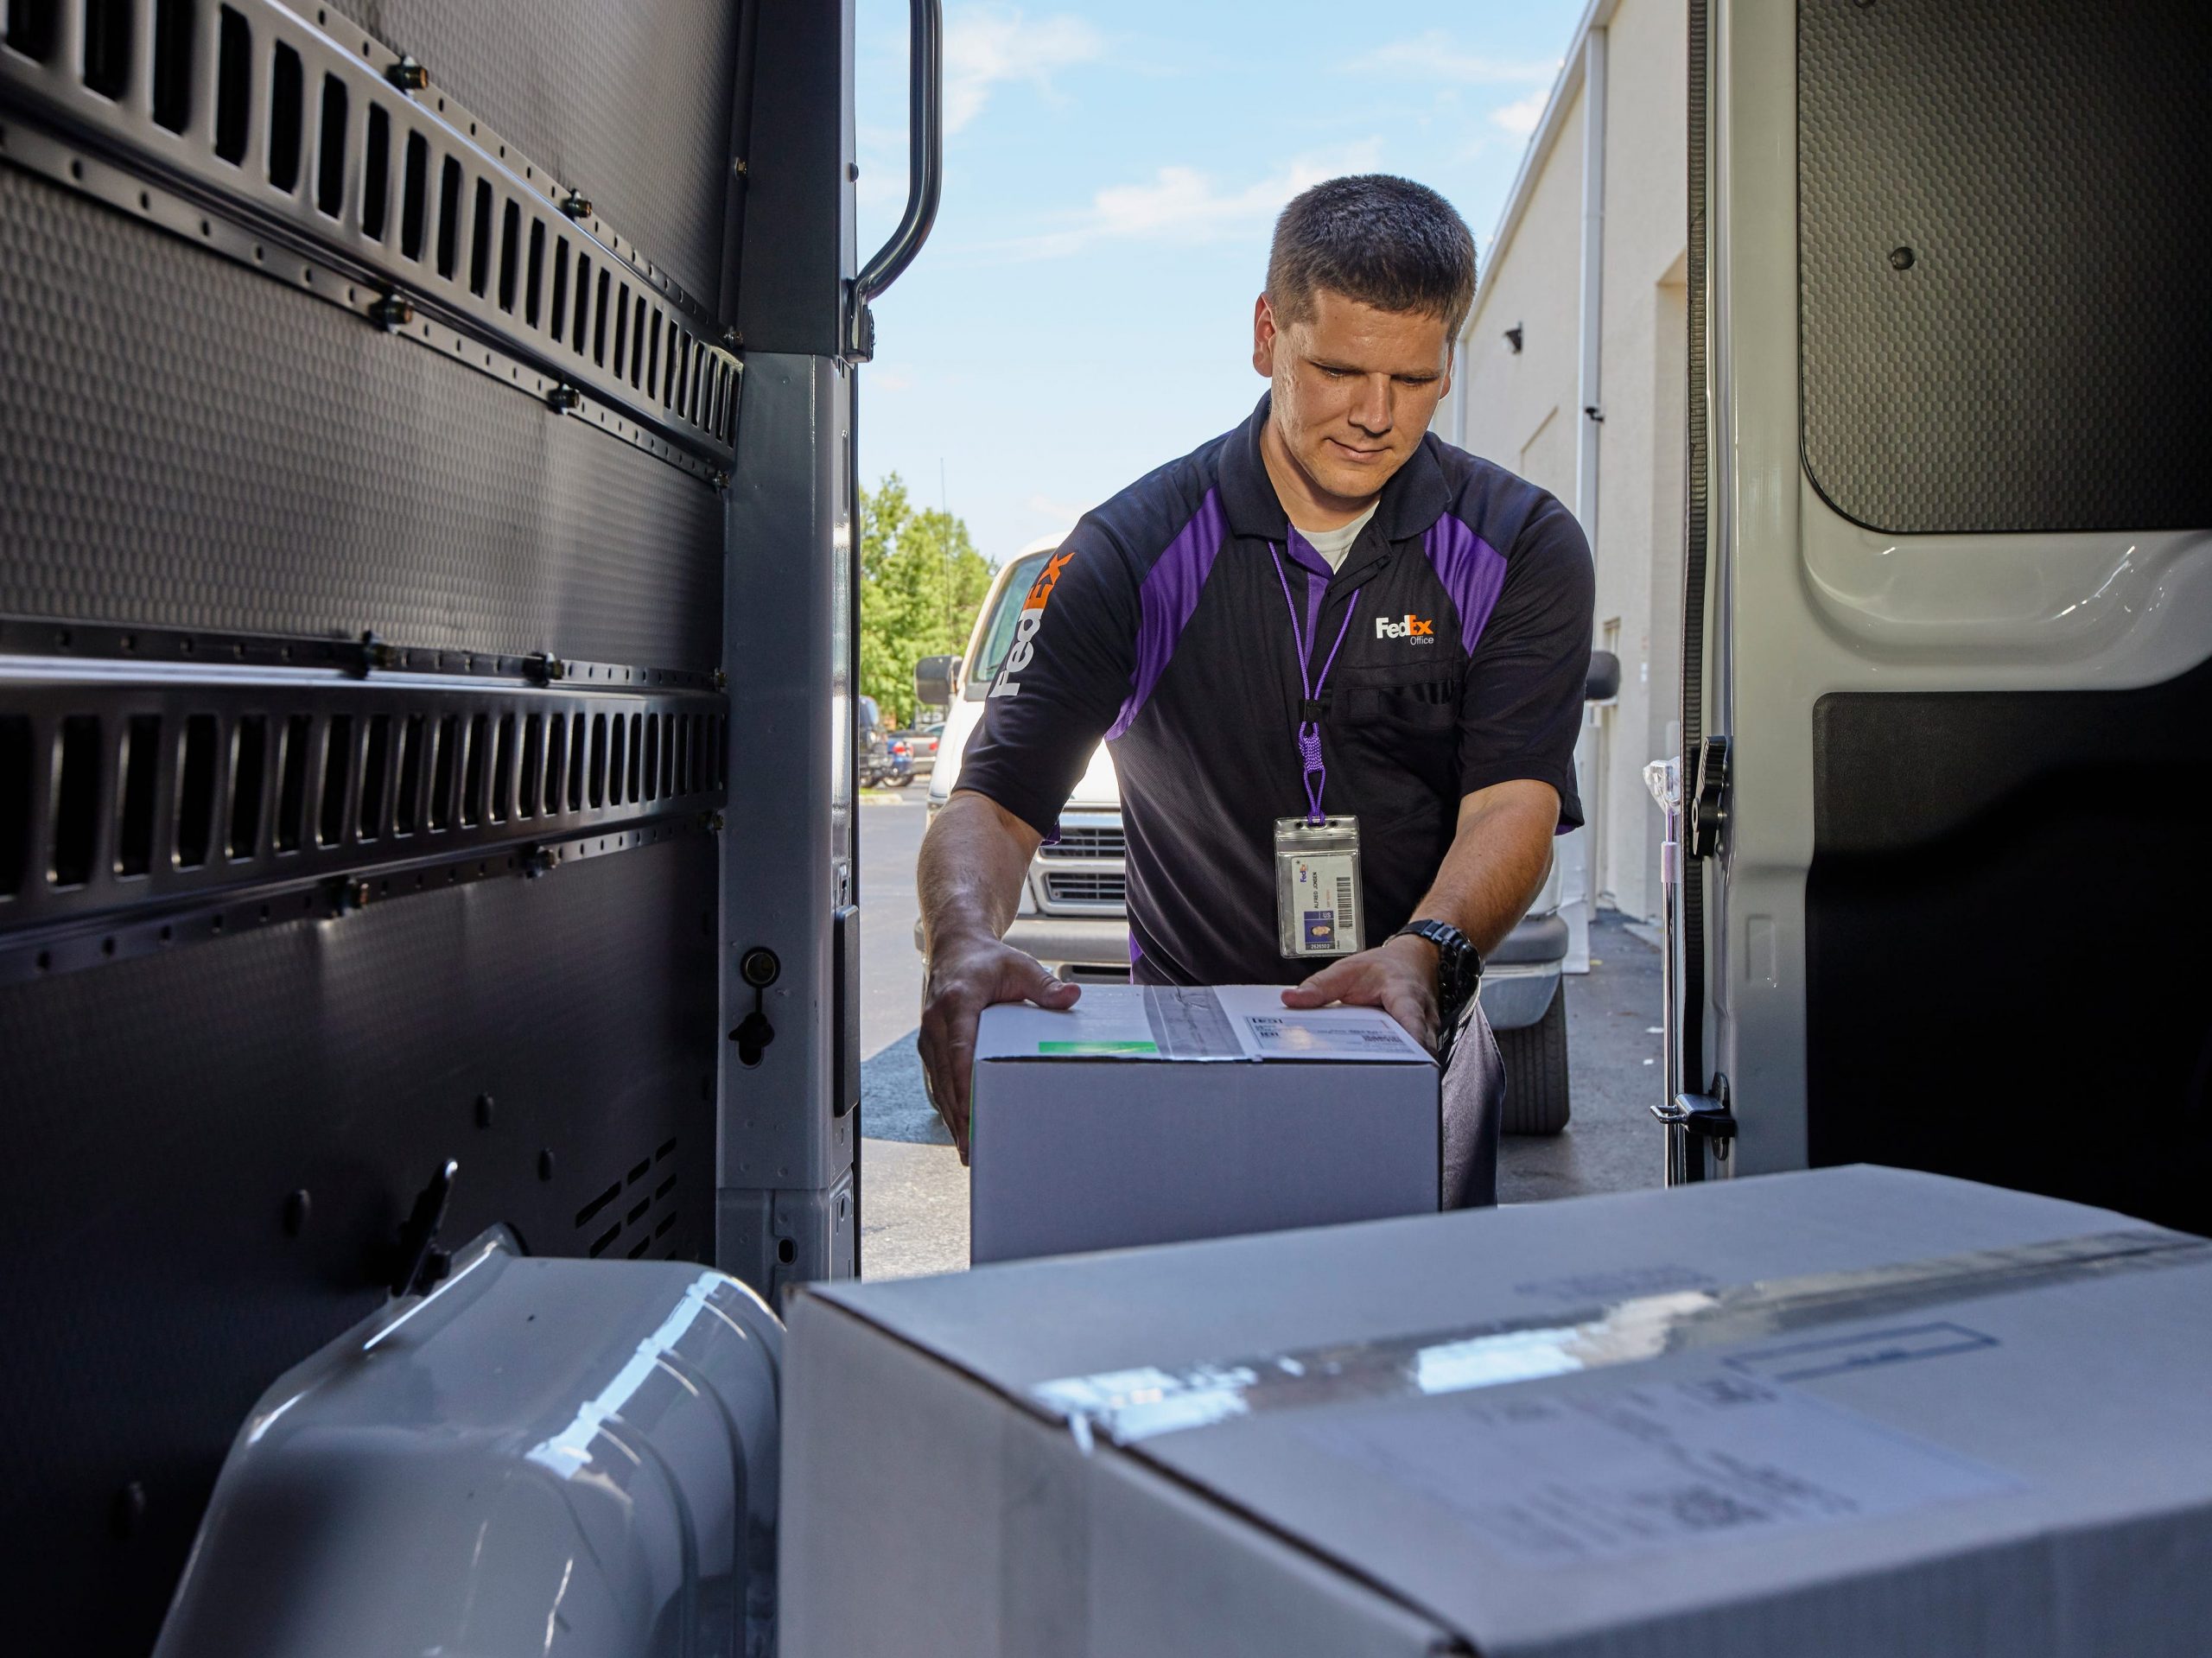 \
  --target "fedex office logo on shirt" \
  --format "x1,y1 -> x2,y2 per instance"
991,549 -> 1077,698
1376,613 -> 1435,643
